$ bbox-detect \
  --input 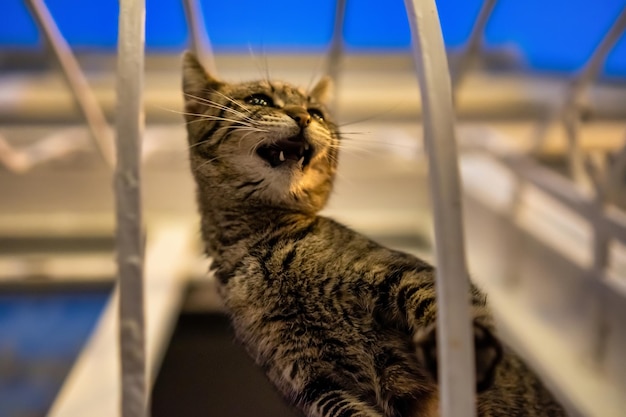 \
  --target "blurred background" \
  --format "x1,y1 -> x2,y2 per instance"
1,1 -> 625,416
